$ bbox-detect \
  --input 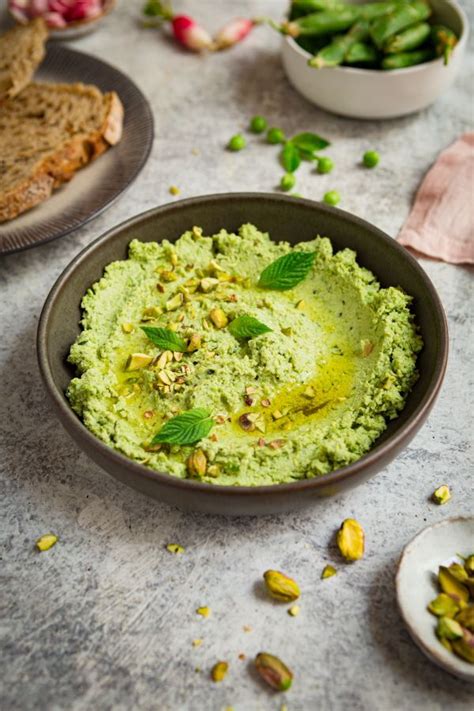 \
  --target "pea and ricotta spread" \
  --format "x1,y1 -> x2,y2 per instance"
67,224 -> 422,486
